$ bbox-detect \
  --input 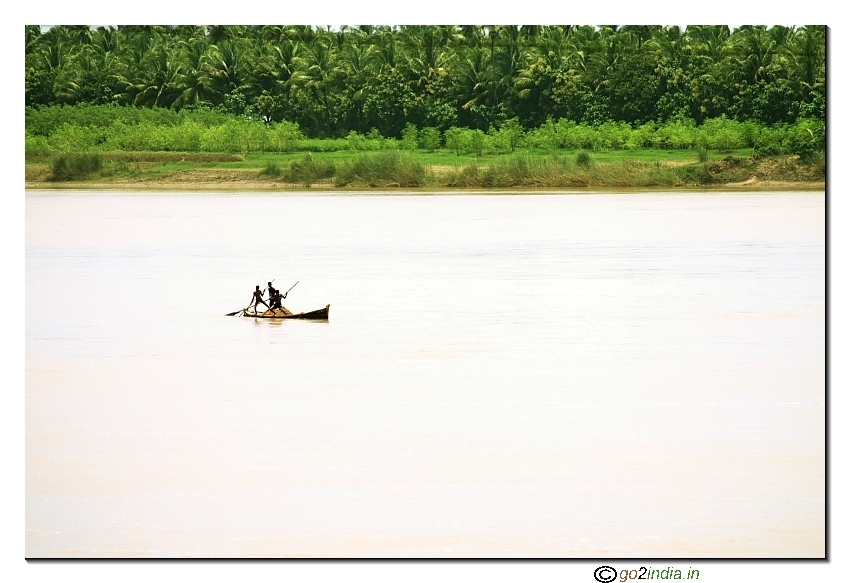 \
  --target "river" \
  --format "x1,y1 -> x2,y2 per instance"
25,191 -> 825,557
